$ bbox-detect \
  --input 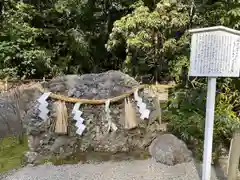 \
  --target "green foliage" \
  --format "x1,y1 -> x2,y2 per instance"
0,2 -> 51,78
200,0 -> 240,28
0,0 -> 137,79
107,0 -> 190,81
166,84 -> 240,162
1,0 -> 240,81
